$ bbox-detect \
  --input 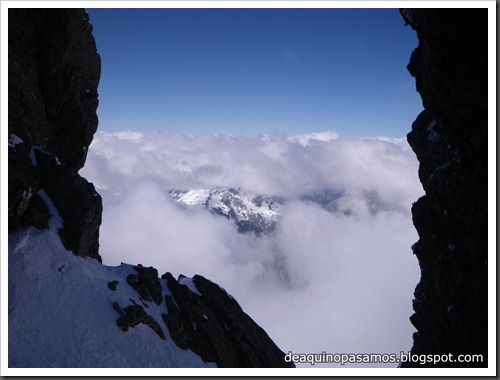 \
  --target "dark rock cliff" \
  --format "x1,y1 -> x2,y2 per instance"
8,9 -> 102,261
114,266 -> 294,367
400,9 -> 488,367
163,273 -> 293,367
